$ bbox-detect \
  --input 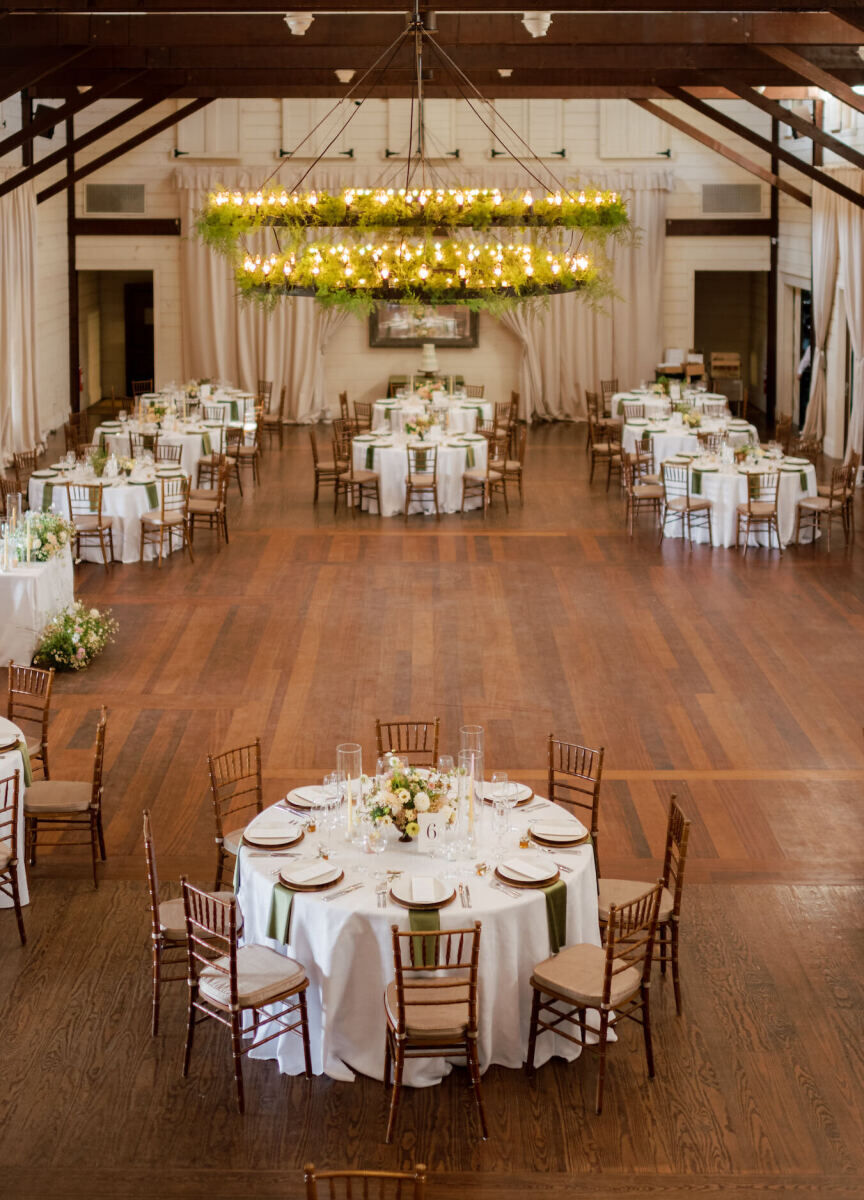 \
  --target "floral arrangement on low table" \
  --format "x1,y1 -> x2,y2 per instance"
405,413 -> 435,440
145,402 -> 168,425
368,758 -> 455,841
682,409 -> 702,429
88,449 -> 108,477
22,512 -> 75,562
34,601 -> 118,671
652,376 -> 669,396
